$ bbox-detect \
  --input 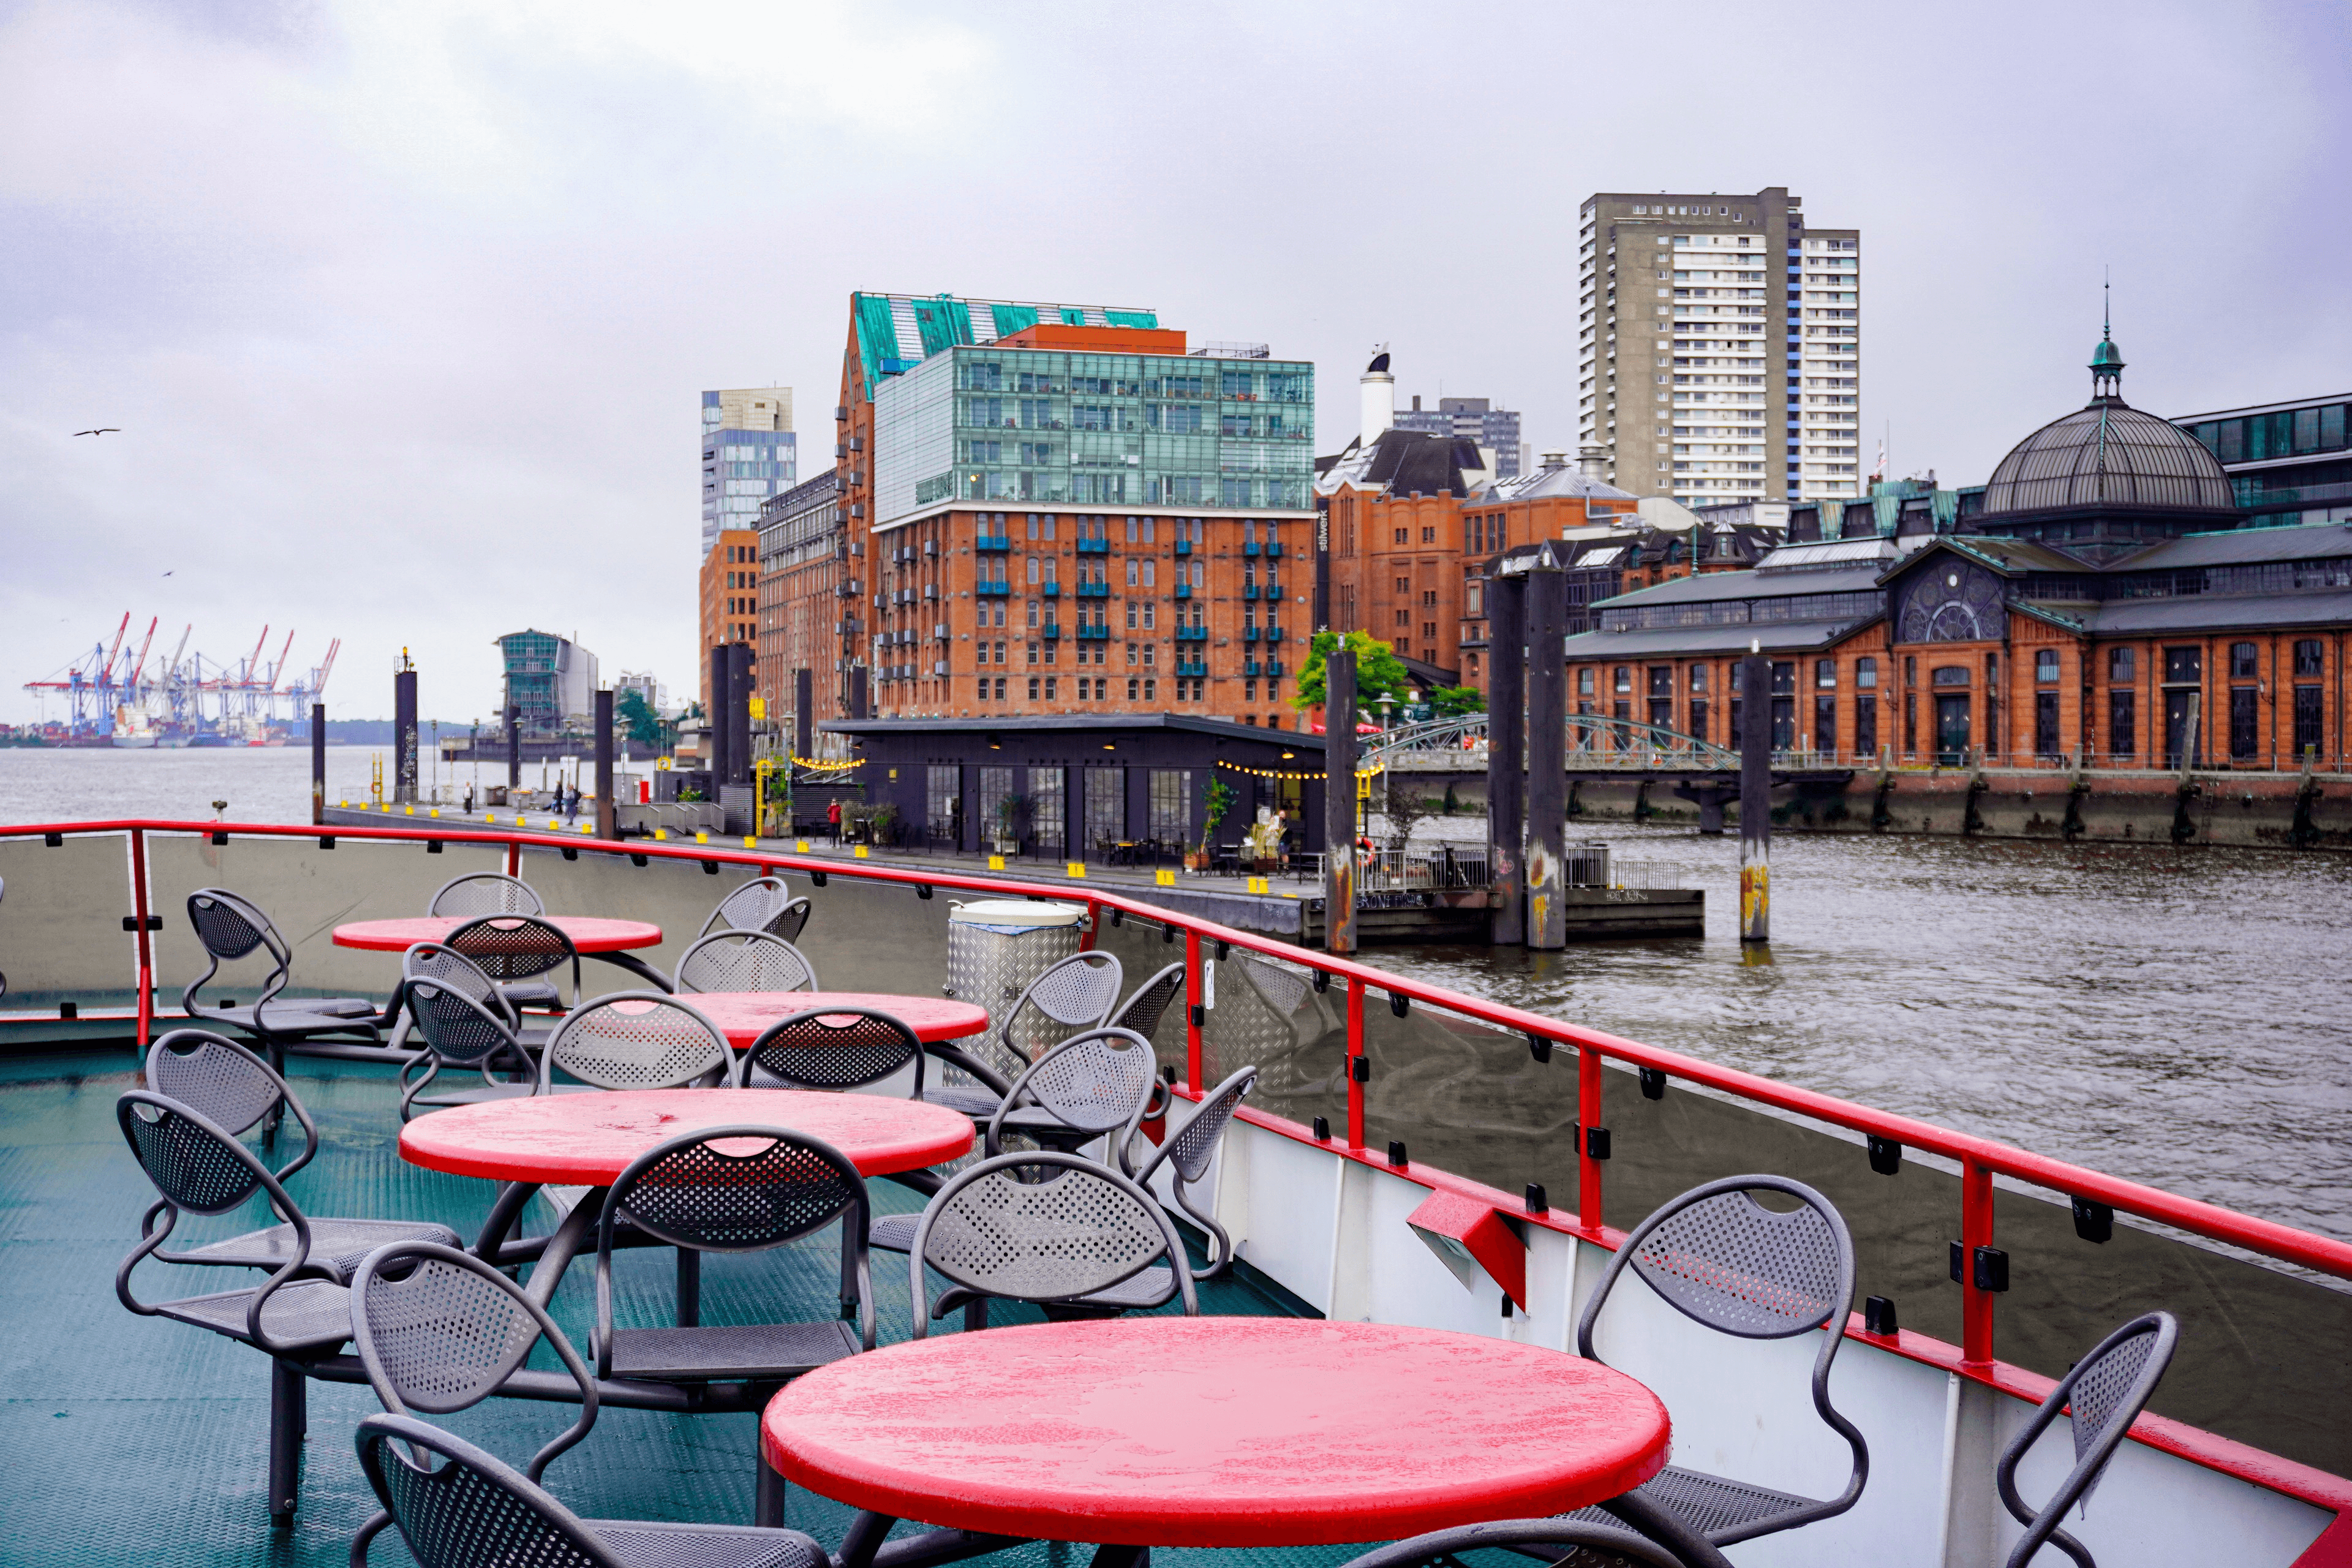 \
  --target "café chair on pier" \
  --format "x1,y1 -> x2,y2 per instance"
356,1414 -> 824,1568
347,1238 -> 601,1564
113,1090 -> 456,1520
1995,1311 -> 2180,1568
182,889 -> 384,1085
1567,1174 -> 1869,1568
541,992 -> 735,1092
698,875 -> 813,944
1339,1518 -> 1694,1568
674,929 -> 821,995
741,1006 -> 922,1095
444,912 -> 581,1017
427,871 -> 544,919
593,1125 -> 876,1519
401,978 -> 553,1120
908,1150 -> 1196,1331
1134,1064 -> 1257,1280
